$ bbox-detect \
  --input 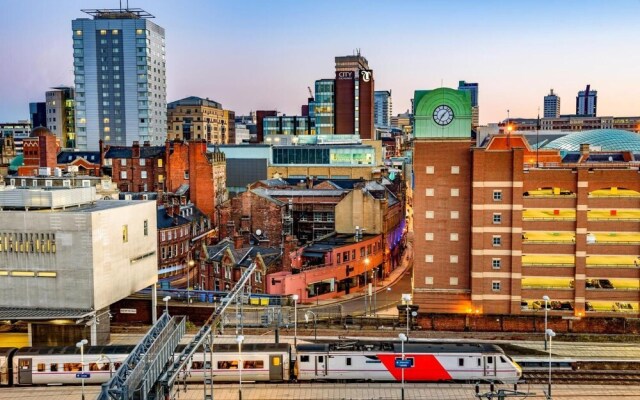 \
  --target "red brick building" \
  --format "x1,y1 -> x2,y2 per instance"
17,127 -> 59,176
414,88 -> 640,319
